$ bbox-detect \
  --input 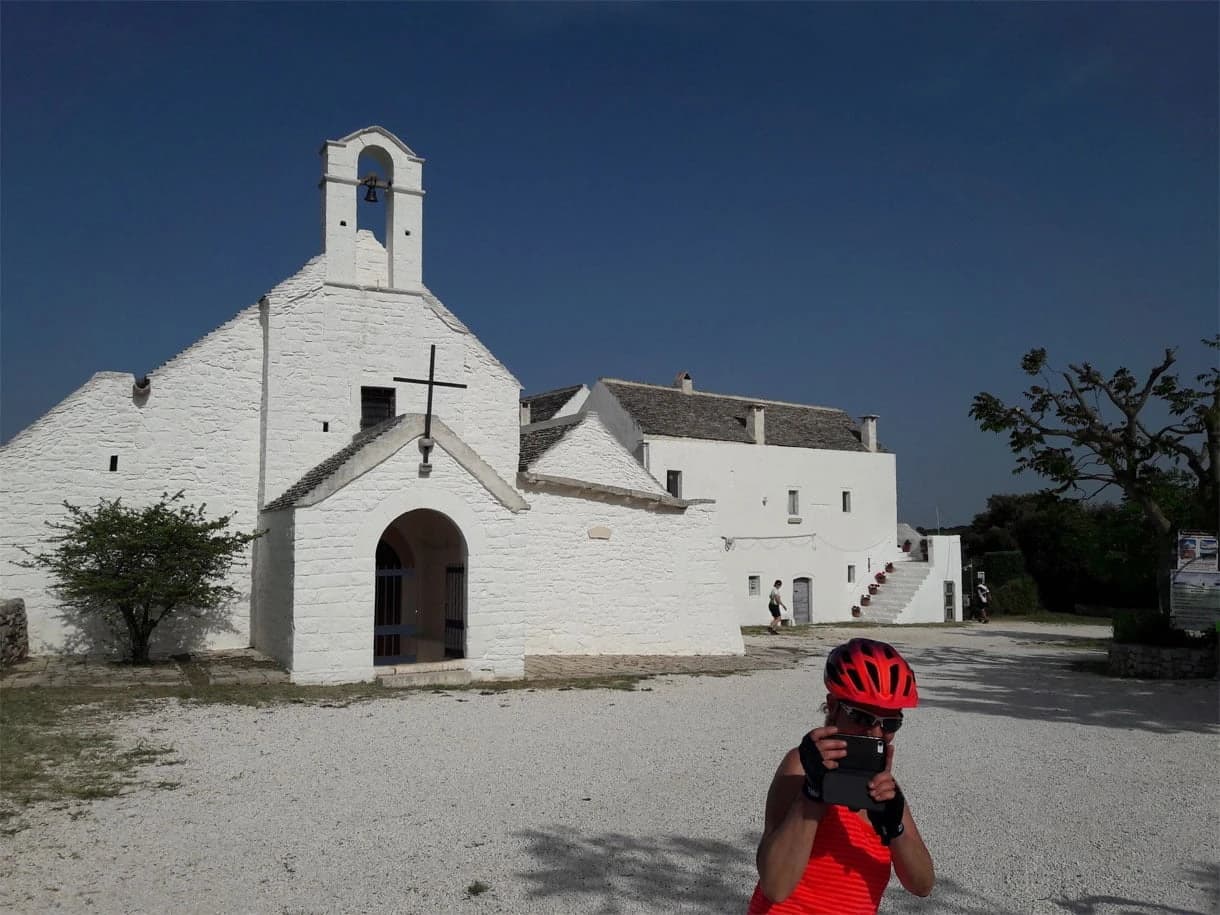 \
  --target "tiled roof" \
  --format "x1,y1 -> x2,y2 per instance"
600,380 -> 870,452
520,384 -> 583,423
519,414 -> 583,471
264,415 -> 409,512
